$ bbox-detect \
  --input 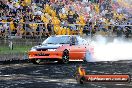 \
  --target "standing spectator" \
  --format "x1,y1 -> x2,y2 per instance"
73,11 -> 79,22
116,26 -> 123,37
83,21 -> 93,36
0,18 -> 4,36
67,11 -> 74,24
47,20 -> 53,36
124,26 -> 131,38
